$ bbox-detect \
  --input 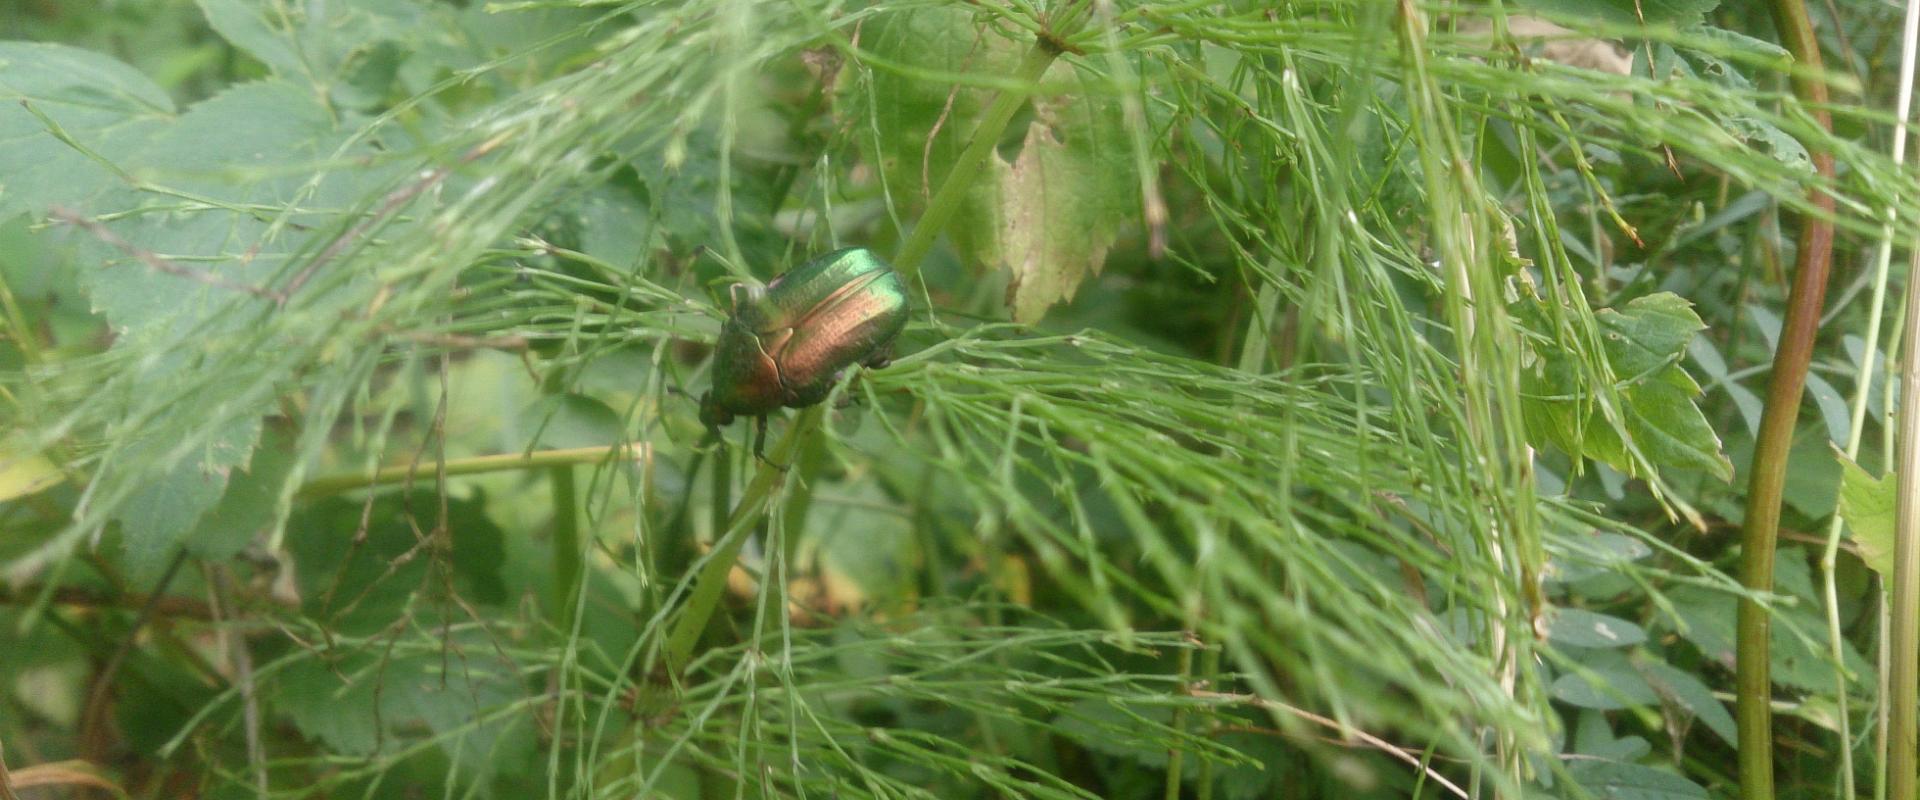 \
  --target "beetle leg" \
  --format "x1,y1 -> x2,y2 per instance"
861,346 -> 893,370
751,415 -> 790,471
